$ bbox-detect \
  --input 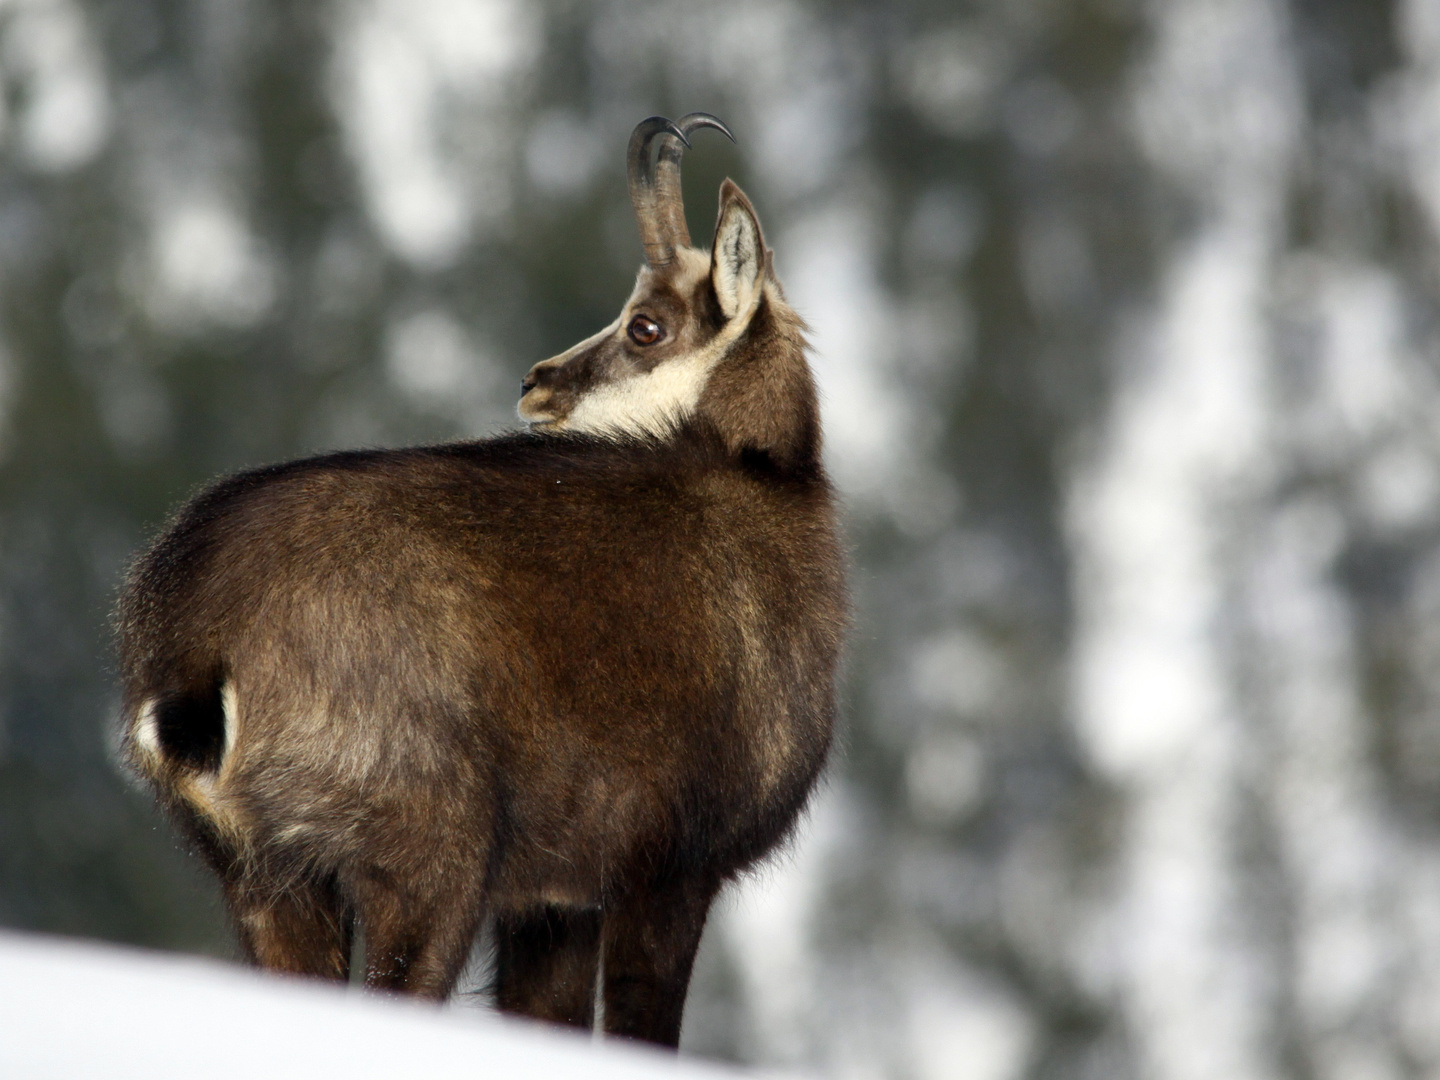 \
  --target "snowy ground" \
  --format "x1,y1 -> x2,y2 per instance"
0,930 -> 776,1080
